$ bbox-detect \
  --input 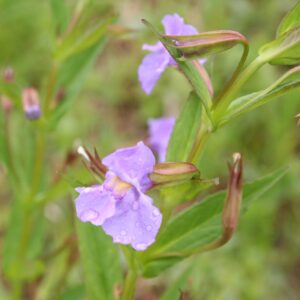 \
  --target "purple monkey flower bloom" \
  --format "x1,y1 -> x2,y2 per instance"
138,13 -> 206,94
148,117 -> 175,162
75,142 -> 162,251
